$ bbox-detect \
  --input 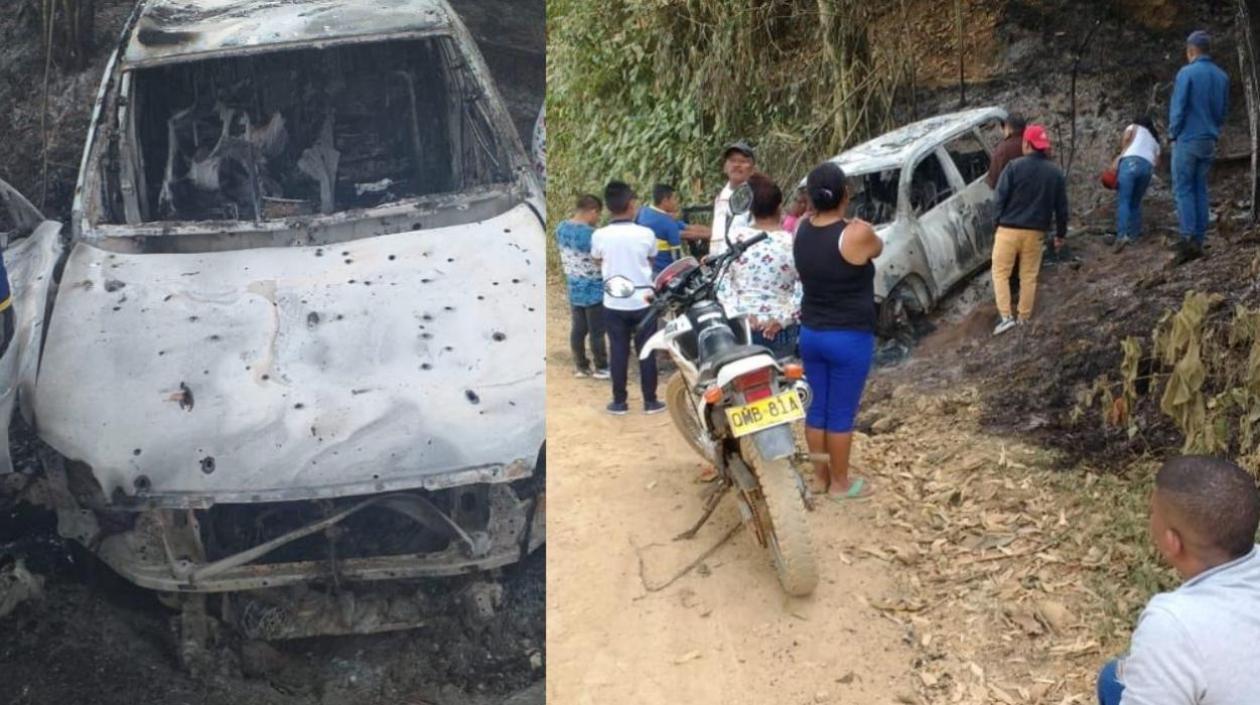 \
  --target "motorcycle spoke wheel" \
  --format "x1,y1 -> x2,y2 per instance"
740,437 -> 818,597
